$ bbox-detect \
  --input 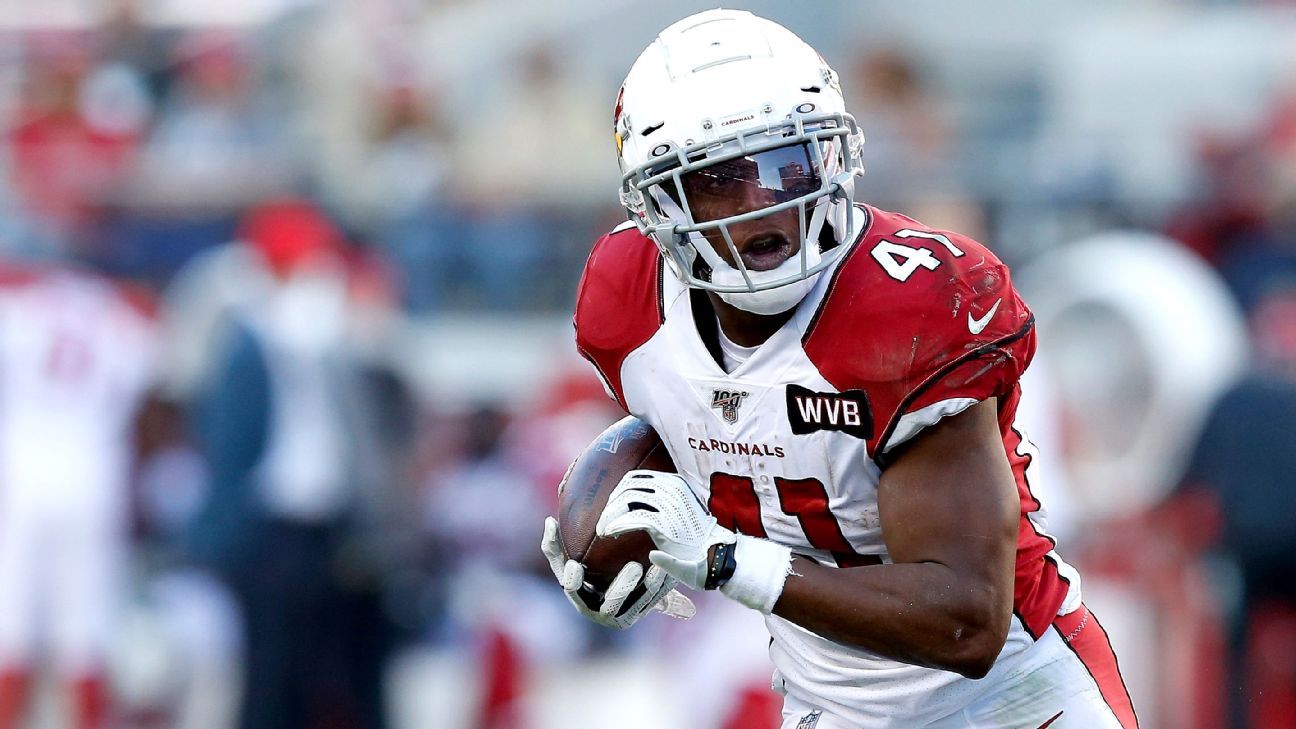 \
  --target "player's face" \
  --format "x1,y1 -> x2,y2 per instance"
676,143 -> 820,272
